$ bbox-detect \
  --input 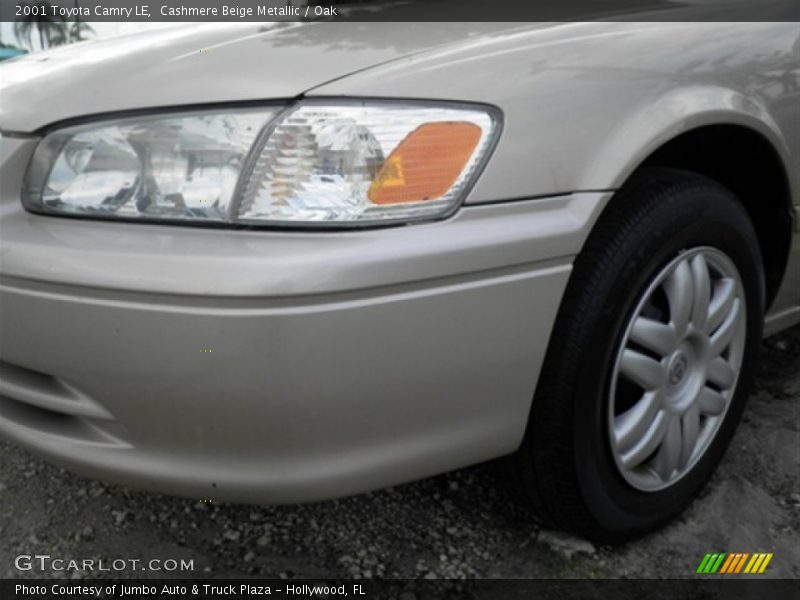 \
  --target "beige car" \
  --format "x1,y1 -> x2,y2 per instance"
0,22 -> 798,542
